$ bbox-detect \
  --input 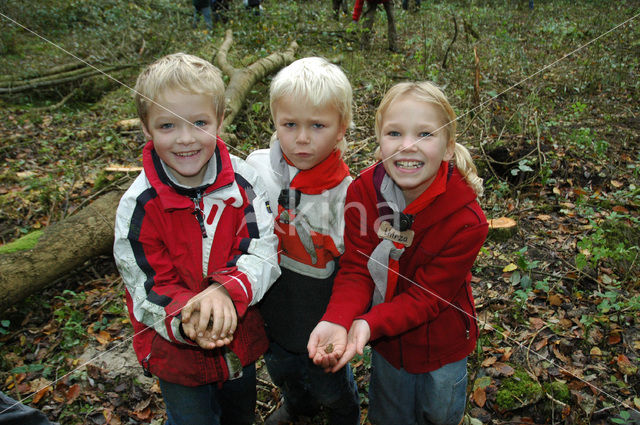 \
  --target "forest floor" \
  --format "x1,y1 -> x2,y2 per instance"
1,0 -> 639,424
